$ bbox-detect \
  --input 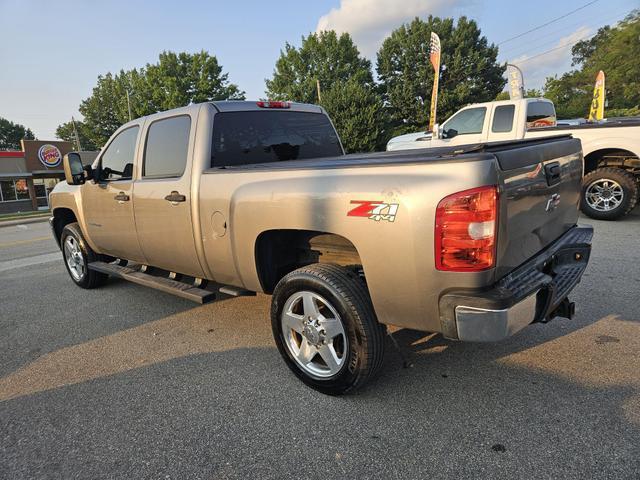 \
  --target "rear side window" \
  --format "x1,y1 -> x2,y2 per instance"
100,126 -> 139,181
144,115 -> 191,177
211,111 -> 343,168
492,105 -> 515,133
526,102 -> 556,129
442,107 -> 486,135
